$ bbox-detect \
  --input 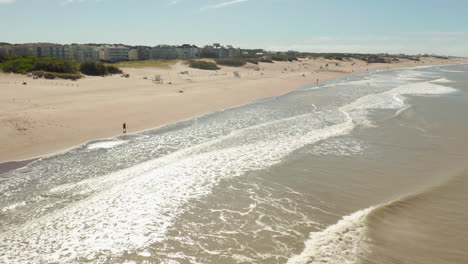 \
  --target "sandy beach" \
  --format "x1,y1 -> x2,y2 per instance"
0,57 -> 464,162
